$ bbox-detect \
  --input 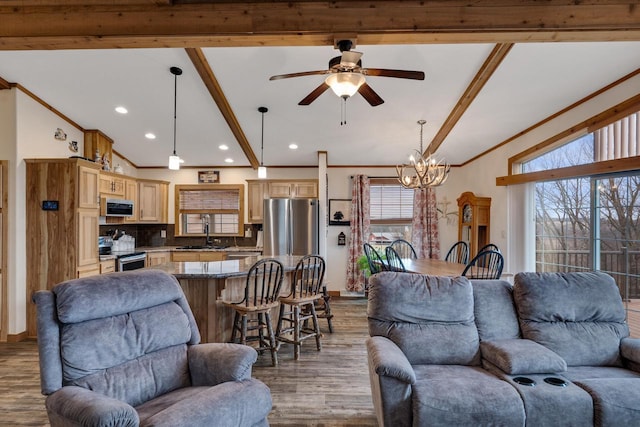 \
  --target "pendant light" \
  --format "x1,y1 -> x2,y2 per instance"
258,106 -> 268,179
396,120 -> 450,189
168,66 -> 182,170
